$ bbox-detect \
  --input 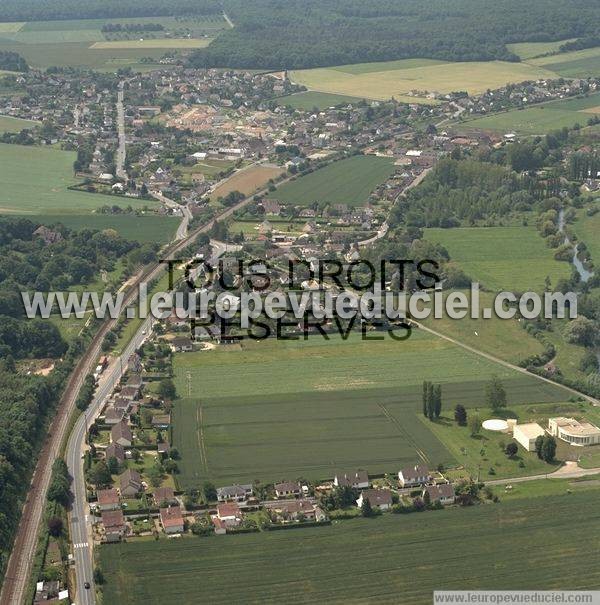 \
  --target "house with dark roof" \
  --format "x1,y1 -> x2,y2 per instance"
263,499 -> 327,523
105,442 -> 125,463
96,488 -> 120,511
160,506 -> 184,534
398,464 -> 431,488
153,486 -> 176,507
111,421 -> 132,447
423,483 -> 455,505
216,484 -> 253,503
101,510 -> 126,542
356,489 -> 393,511
334,470 -> 369,490
119,468 -> 142,498
274,481 -> 301,498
